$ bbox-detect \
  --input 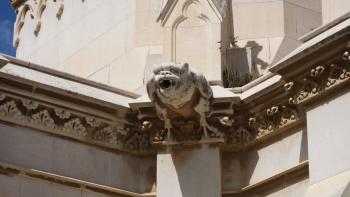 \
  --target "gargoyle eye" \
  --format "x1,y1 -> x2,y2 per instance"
170,68 -> 178,74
